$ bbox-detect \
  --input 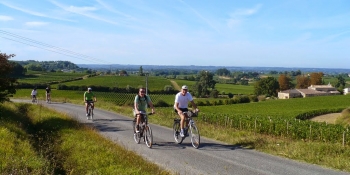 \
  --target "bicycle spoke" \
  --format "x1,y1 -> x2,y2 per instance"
190,124 -> 200,149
